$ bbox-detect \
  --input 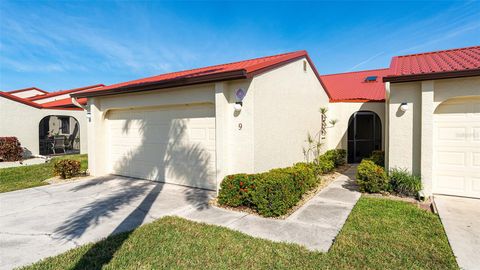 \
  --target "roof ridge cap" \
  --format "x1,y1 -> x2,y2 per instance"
396,45 -> 480,58
320,68 -> 390,77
